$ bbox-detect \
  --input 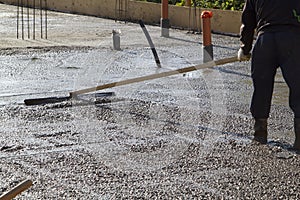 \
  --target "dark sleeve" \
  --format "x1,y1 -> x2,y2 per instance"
240,0 -> 257,55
